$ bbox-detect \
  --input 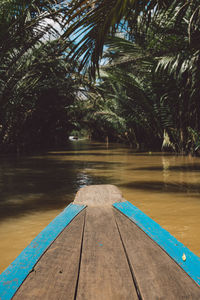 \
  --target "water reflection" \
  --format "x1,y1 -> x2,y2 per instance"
0,140 -> 200,273
131,163 -> 200,172
0,157 -> 114,222
119,181 -> 200,194
77,171 -> 94,188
